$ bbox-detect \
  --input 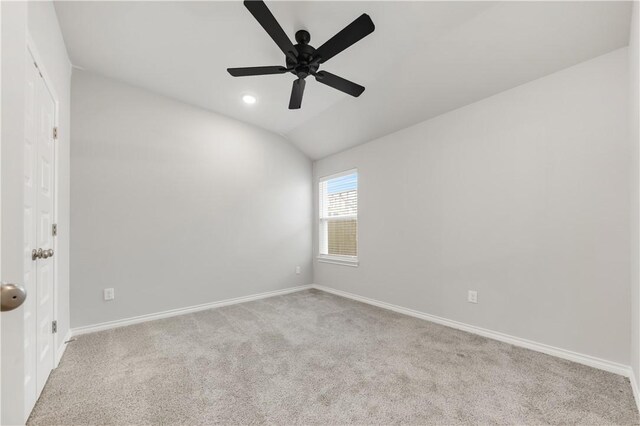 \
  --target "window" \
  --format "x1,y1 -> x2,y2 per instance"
318,170 -> 358,266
